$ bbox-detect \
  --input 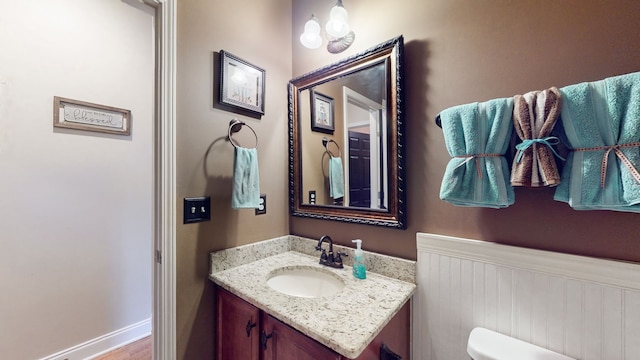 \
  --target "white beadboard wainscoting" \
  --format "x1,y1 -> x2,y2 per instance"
413,233 -> 640,360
